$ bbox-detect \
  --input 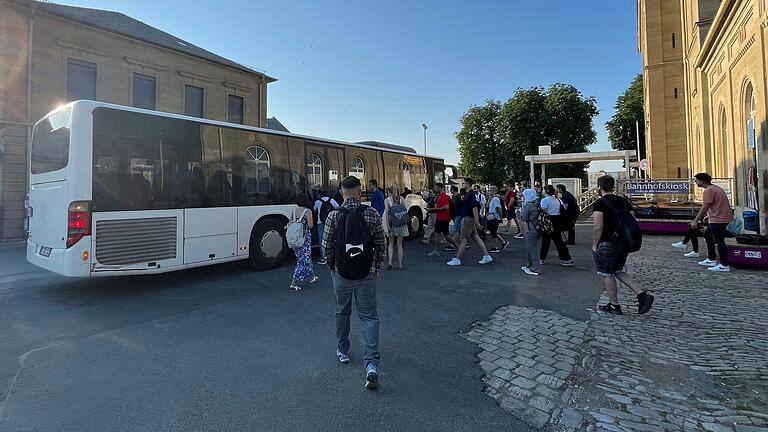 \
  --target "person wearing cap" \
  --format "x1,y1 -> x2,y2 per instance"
519,189 -> 541,276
